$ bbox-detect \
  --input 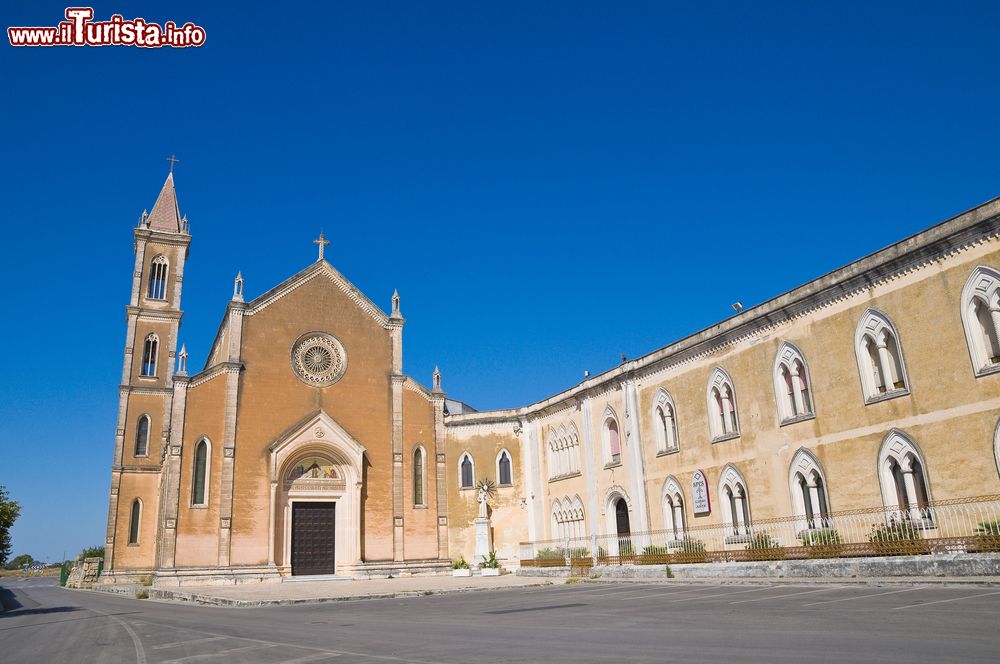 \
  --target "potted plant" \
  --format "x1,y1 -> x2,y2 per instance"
452,557 -> 471,577
480,550 -> 502,576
